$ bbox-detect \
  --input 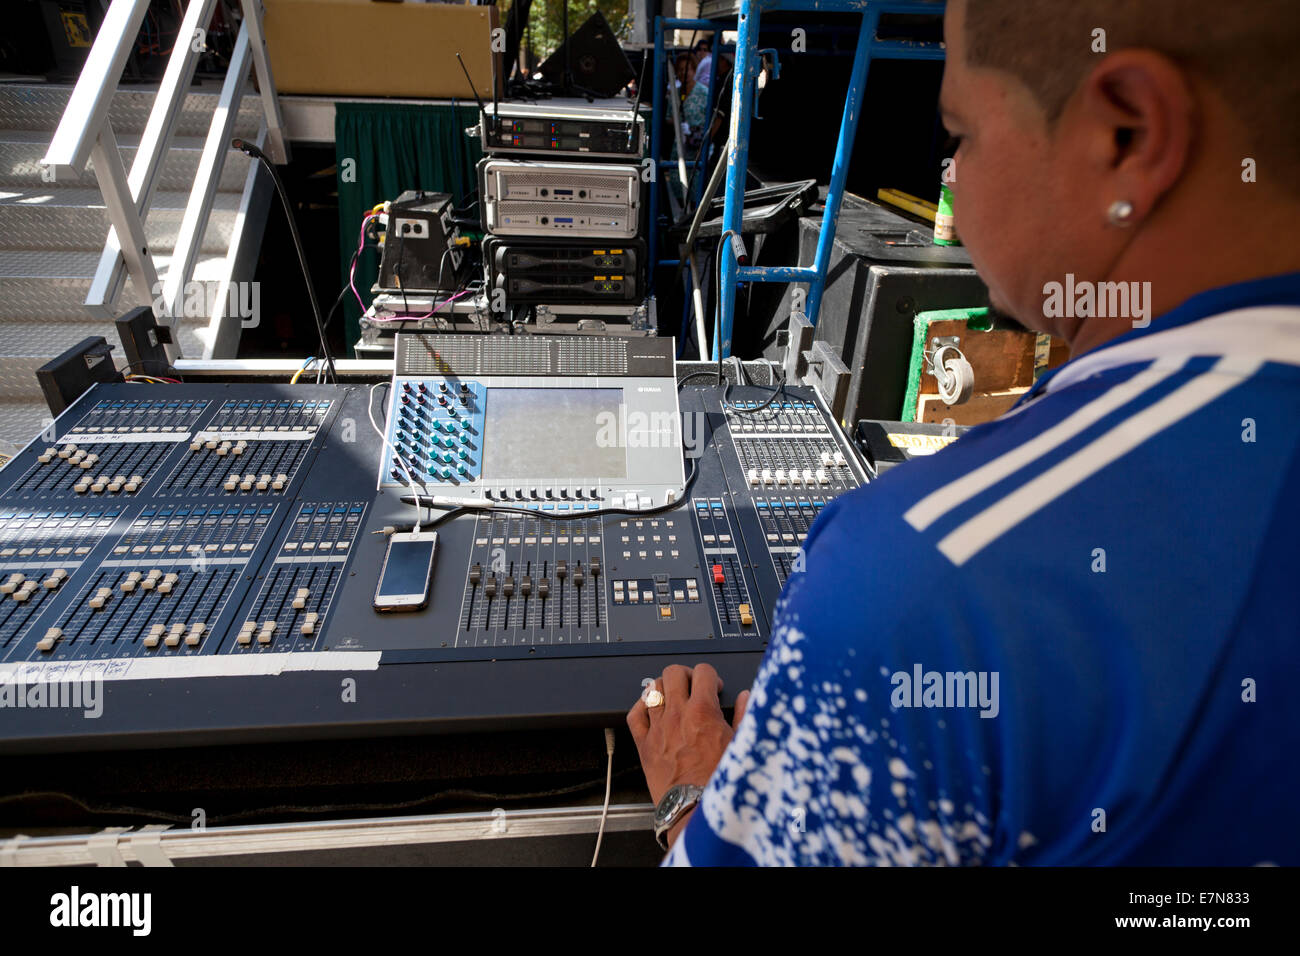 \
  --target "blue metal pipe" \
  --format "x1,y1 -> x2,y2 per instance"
716,0 -> 763,360
869,40 -> 946,59
738,265 -> 819,282
805,7 -> 881,327
659,2 -> 946,352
